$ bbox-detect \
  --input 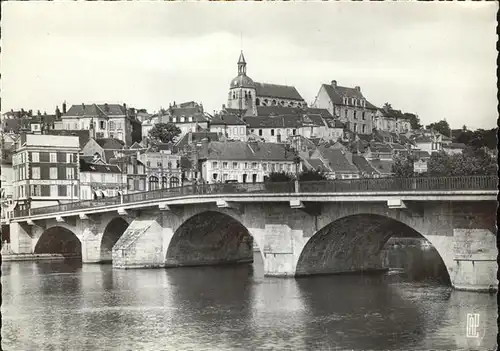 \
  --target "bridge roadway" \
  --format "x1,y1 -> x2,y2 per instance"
6,176 -> 499,292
